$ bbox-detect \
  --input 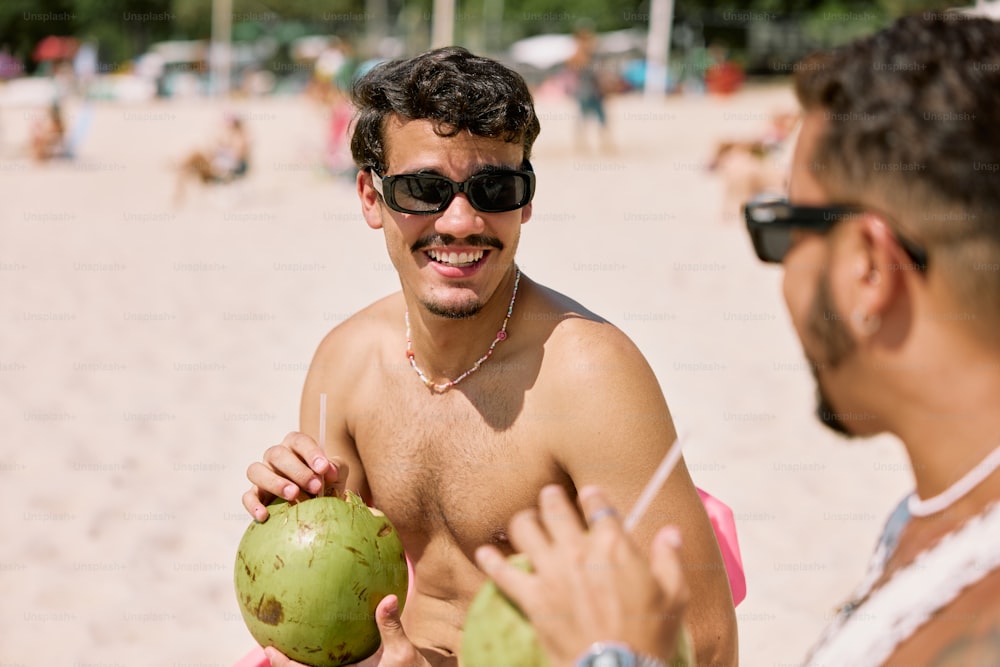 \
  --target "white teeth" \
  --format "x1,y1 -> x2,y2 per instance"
427,249 -> 485,266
